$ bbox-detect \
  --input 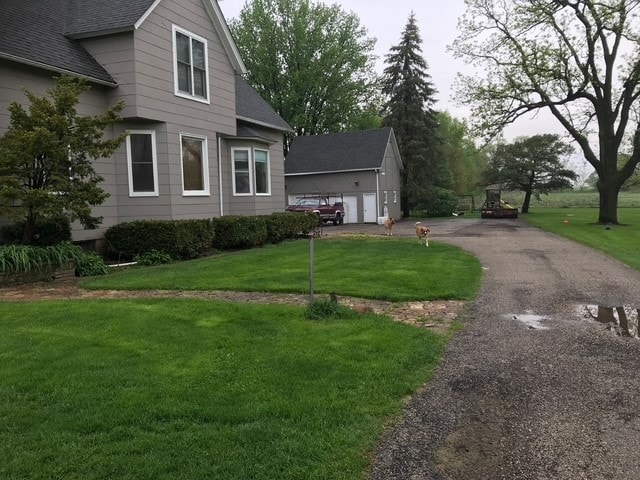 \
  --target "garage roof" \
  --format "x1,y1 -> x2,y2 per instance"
285,127 -> 398,175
